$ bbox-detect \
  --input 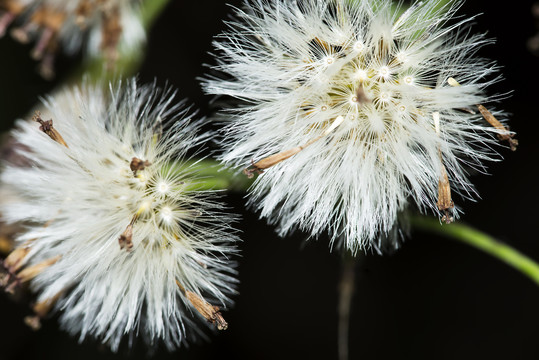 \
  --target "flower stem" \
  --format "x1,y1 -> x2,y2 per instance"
168,159 -> 253,192
410,215 -> 539,286
338,253 -> 358,360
